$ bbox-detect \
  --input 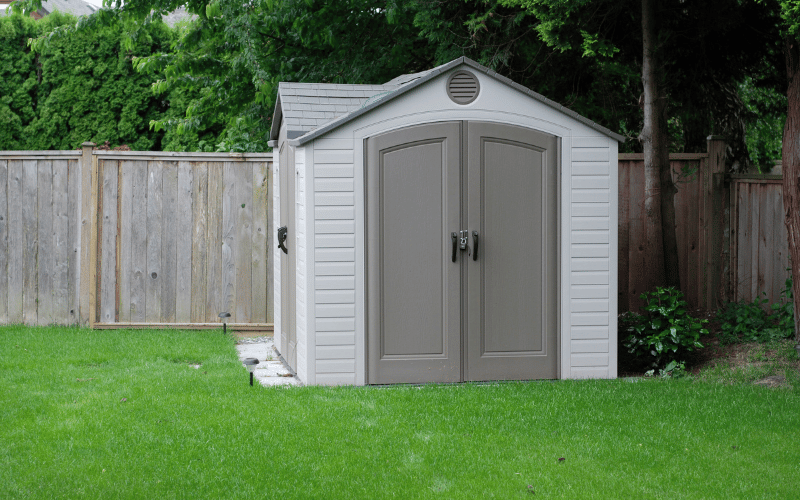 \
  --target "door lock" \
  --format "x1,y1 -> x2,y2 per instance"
459,230 -> 469,250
